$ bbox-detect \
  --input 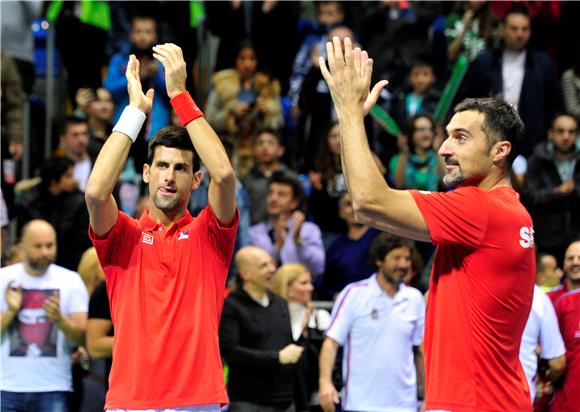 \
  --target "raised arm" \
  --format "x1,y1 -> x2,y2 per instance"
319,37 -> 431,242
85,55 -> 154,236
153,44 -> 236,226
